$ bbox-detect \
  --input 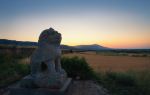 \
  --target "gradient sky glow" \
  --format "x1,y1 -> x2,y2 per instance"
0,0 -> 150,49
